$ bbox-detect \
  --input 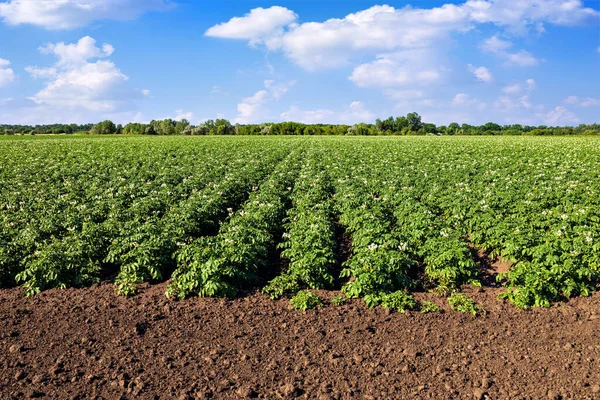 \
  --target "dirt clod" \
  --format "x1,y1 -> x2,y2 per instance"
9,344 -> 23,353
